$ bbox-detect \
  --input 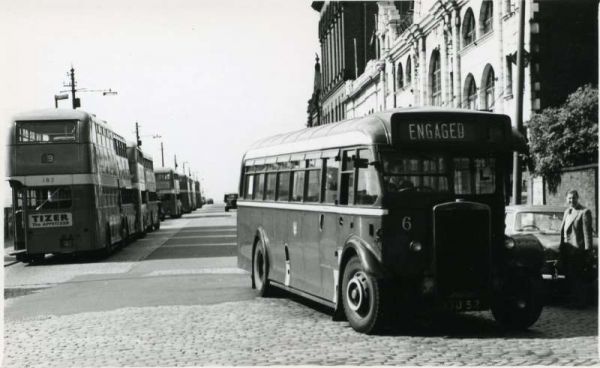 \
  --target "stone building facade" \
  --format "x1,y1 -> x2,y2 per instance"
307,0 -> 598,204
